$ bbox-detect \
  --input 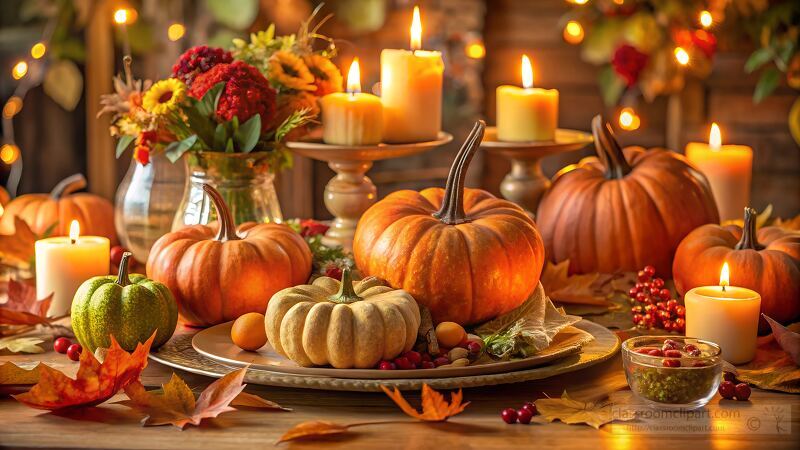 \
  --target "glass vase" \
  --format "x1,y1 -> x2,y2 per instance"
114,152 -> 185,261
172,151 -> 283,230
